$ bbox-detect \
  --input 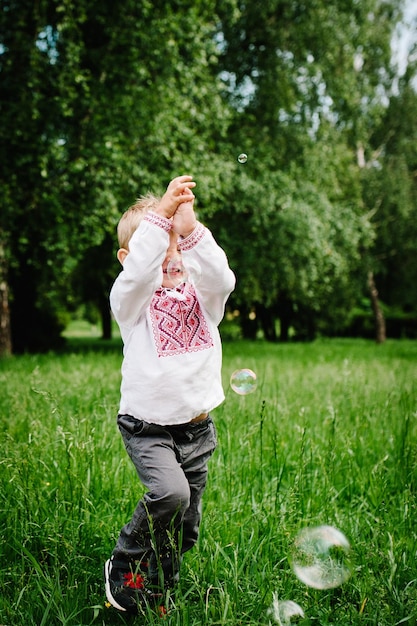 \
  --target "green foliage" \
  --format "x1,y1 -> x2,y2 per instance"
211,0 -> 411,339
1,0 -> 233,351
363,78 -> 417,312
217,0 -> 399,139
0,339 -> 416,624
209,165 -> 373,337
1,0 -> 416,350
